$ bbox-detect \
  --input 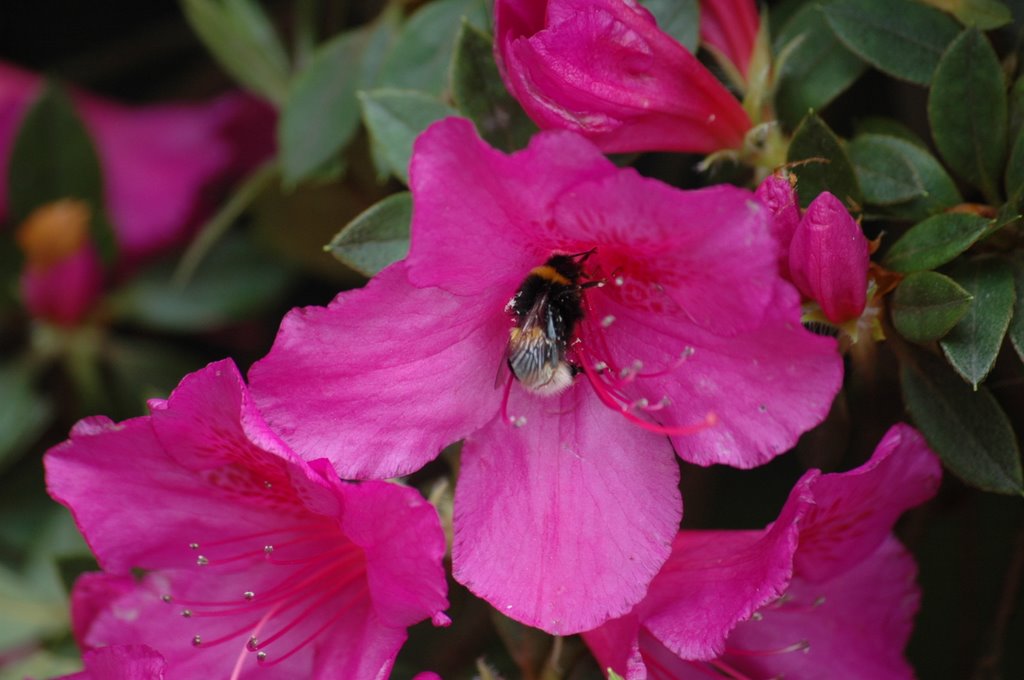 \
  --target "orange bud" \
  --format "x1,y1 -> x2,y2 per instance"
15,199 -> 92,270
